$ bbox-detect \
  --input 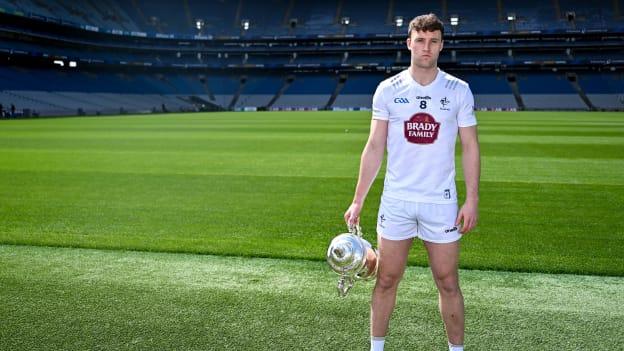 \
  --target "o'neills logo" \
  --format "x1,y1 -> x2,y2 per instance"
404,113 -> 440,144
